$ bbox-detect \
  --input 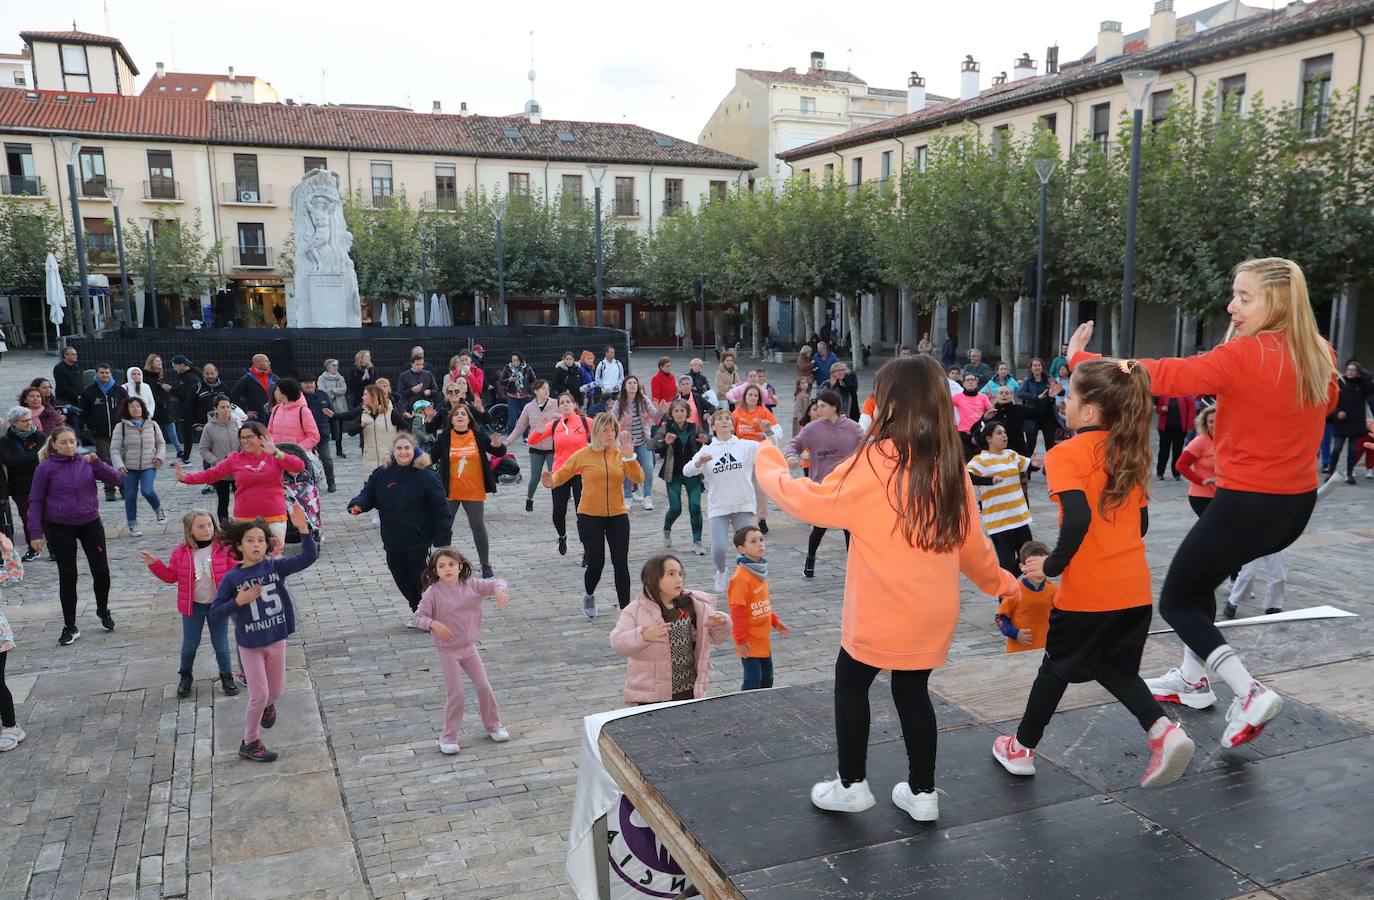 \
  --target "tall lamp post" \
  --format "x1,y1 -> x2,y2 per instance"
1120,68 -> 1159,357
146,223 -> 159,329
588,164 -> 608,327
1032,158 -> 1055,360
55,136 -> 93,336
493,195 -> 507,326
105,185 -> 132,327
